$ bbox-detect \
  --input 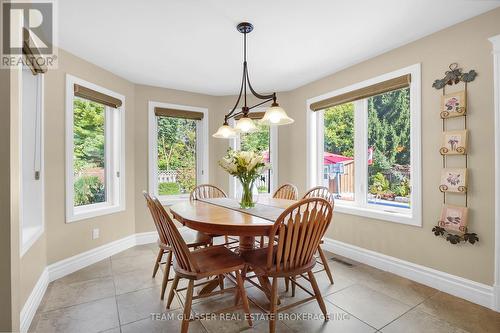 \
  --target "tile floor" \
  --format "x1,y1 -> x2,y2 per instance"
29,243 -> 500,333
